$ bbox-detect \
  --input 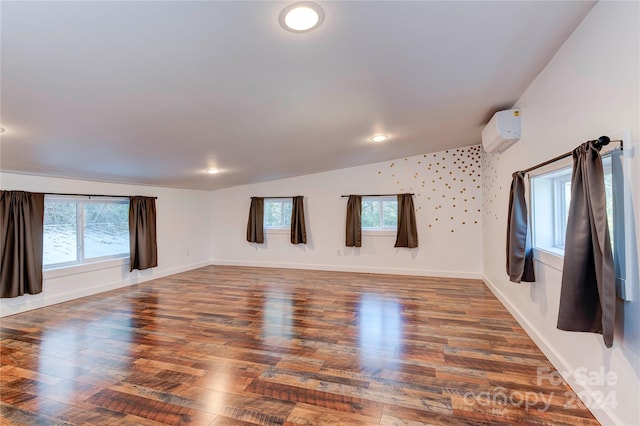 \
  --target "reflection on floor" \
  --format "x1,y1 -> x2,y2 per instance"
0,265 -> 598,425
